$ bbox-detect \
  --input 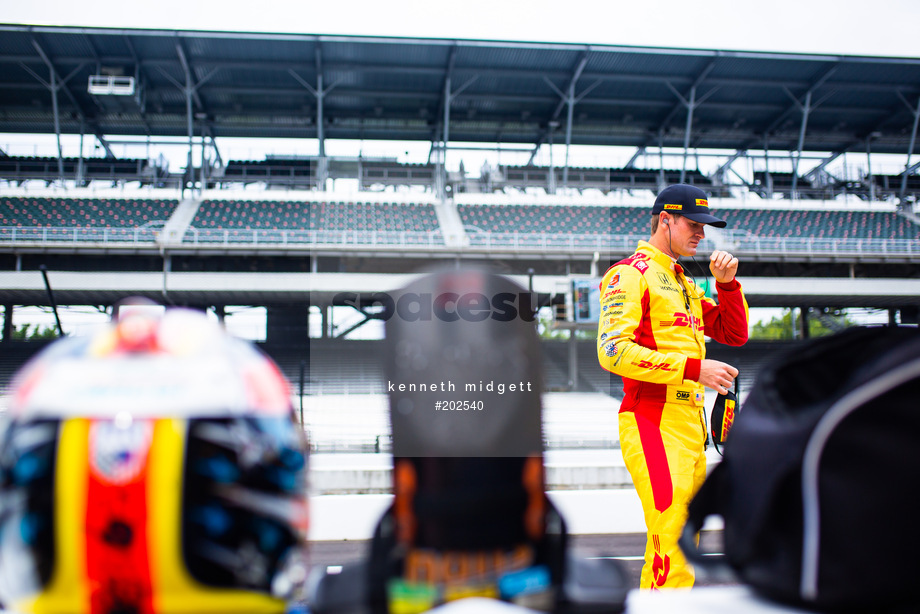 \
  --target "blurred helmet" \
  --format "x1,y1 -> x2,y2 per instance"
0,306 -> 309,613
